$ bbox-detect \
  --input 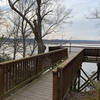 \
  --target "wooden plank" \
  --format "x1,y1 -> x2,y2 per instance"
0,65 -> 4,100
53,71 -> 58,100
97,63 -> 100,81
79,72 -> 97,91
